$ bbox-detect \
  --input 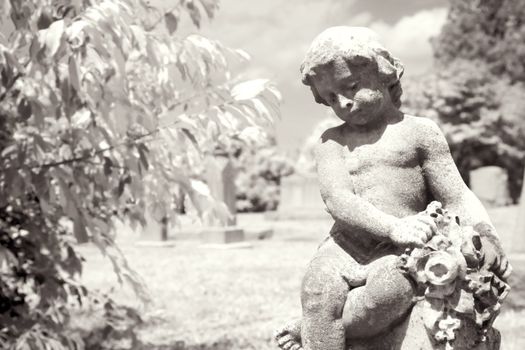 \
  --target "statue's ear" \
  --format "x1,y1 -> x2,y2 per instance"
302,73 -> 329,106
392,56 -> 404,80
310,85 -> 329,106
377,55 -> 399,82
